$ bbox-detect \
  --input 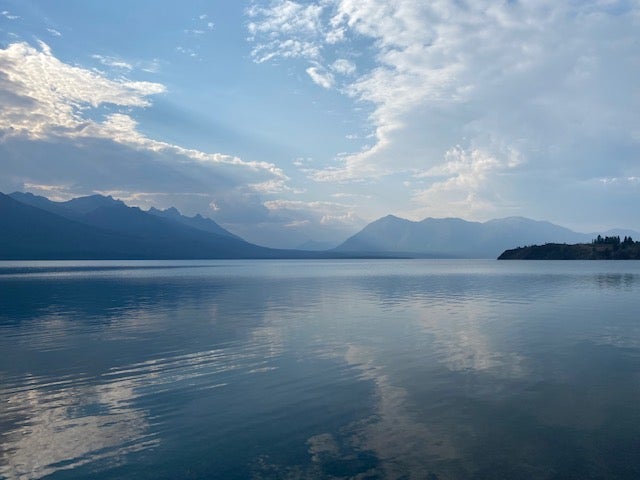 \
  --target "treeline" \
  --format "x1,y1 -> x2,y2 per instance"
592,235 -> 637,245
500,238 -> 640,260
